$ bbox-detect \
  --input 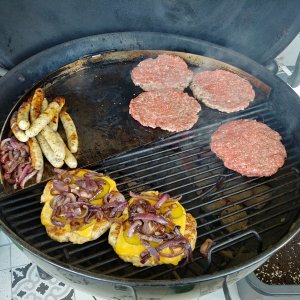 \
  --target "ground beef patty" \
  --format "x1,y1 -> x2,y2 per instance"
210,119 -> 287,177
129,89 -> 201,132
131,55 -> 193,91
190,70 -> 255,113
